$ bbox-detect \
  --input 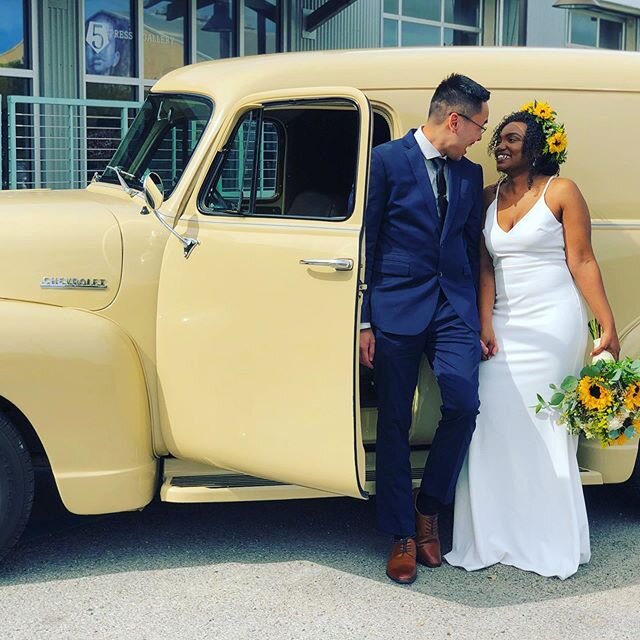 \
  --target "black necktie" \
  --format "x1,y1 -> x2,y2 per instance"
431,157 -> 448,224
